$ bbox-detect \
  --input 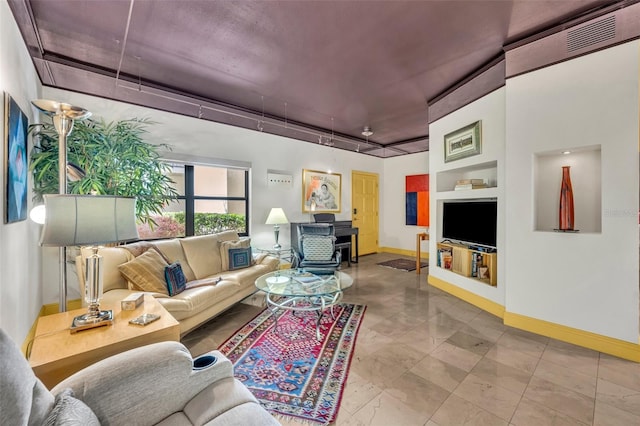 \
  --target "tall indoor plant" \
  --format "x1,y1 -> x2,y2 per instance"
30,117 -> 177,225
